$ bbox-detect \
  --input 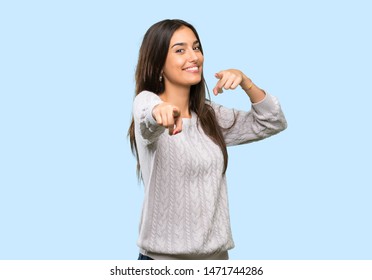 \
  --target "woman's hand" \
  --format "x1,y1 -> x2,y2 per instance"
213,69 -> 249,95
213,69 -> 266,103
152,103 -> 182,136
